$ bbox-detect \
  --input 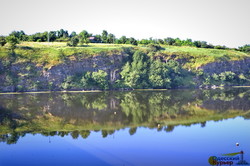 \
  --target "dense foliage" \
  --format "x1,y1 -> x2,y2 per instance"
118,50 -> 194,89
6,35 -> 19,51
61,70 -> 109,90
239,44 -> 250,53
58,48 -> 250,90
0,36 -> 7,46
1,29 -> 249,49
